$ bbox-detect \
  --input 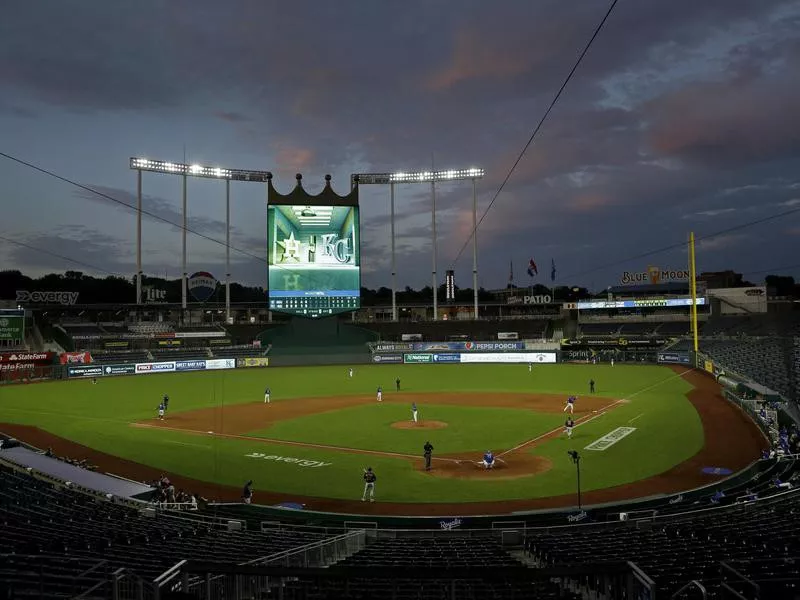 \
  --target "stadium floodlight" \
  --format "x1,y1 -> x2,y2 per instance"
130,157 -> 271,182
130,156 -> 273,321
352,166 -> 485,322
